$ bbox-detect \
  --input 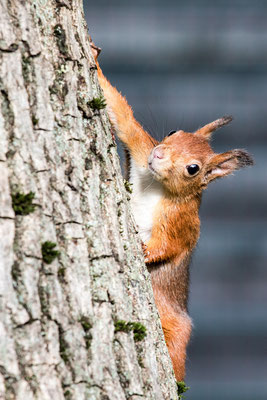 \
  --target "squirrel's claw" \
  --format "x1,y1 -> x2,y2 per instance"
142,242 -> 151,263
89,36 -> 101,60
